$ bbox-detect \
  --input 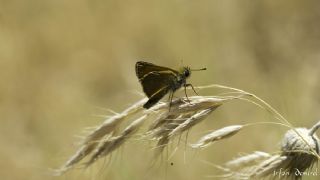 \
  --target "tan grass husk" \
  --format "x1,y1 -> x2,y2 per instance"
85,115 -> 147,166
221,122 -> 320,180
191,125 -> 243,149
57,95 -> 230,175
